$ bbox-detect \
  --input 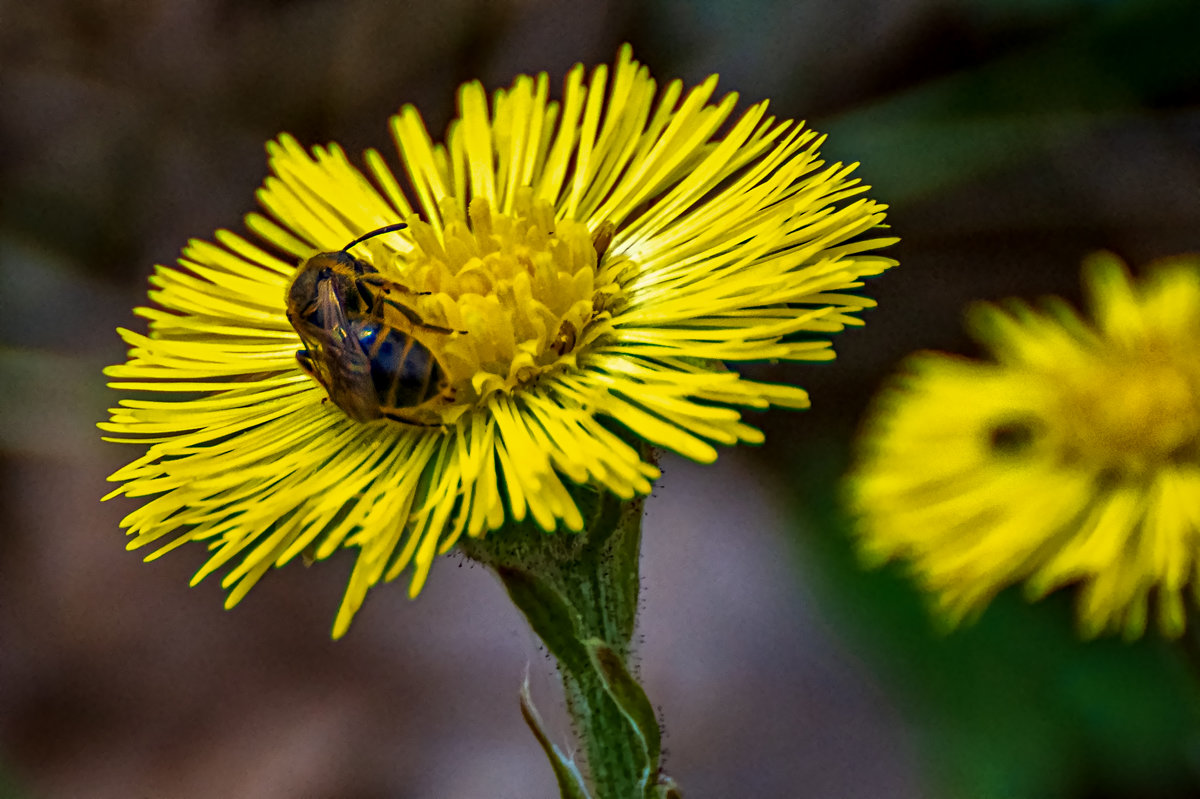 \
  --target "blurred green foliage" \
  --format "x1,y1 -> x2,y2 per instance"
789,437 -> 1200,799
824,0 -> 1200,201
